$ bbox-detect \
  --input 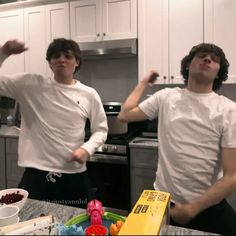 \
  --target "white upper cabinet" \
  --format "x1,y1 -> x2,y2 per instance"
24,2 -> 70,76
24,5 -> 47,75
204,0 -> 236,83
45,2 -> 70,76
70,0 -> 137,42
45,3 -> 70,43
0,9 -> 25,74
138,0 -> 204,84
